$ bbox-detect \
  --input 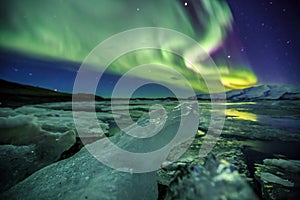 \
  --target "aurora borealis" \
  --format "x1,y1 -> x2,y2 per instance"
0,0 -> 233,61
0,0 -> 299,97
